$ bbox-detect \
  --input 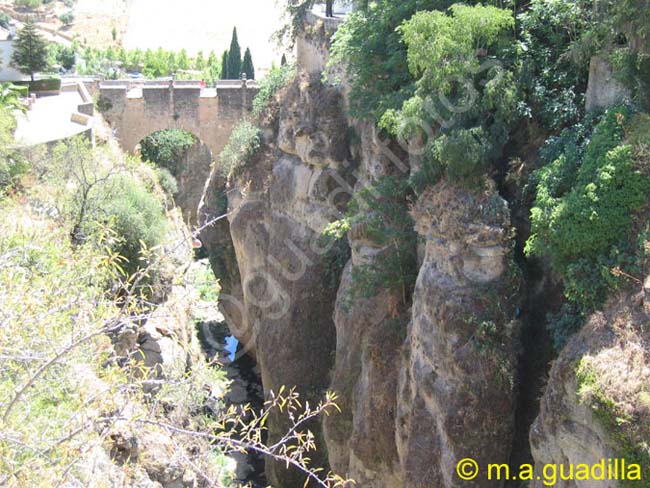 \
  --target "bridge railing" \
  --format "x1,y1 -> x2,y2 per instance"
99,79 -> 259,89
